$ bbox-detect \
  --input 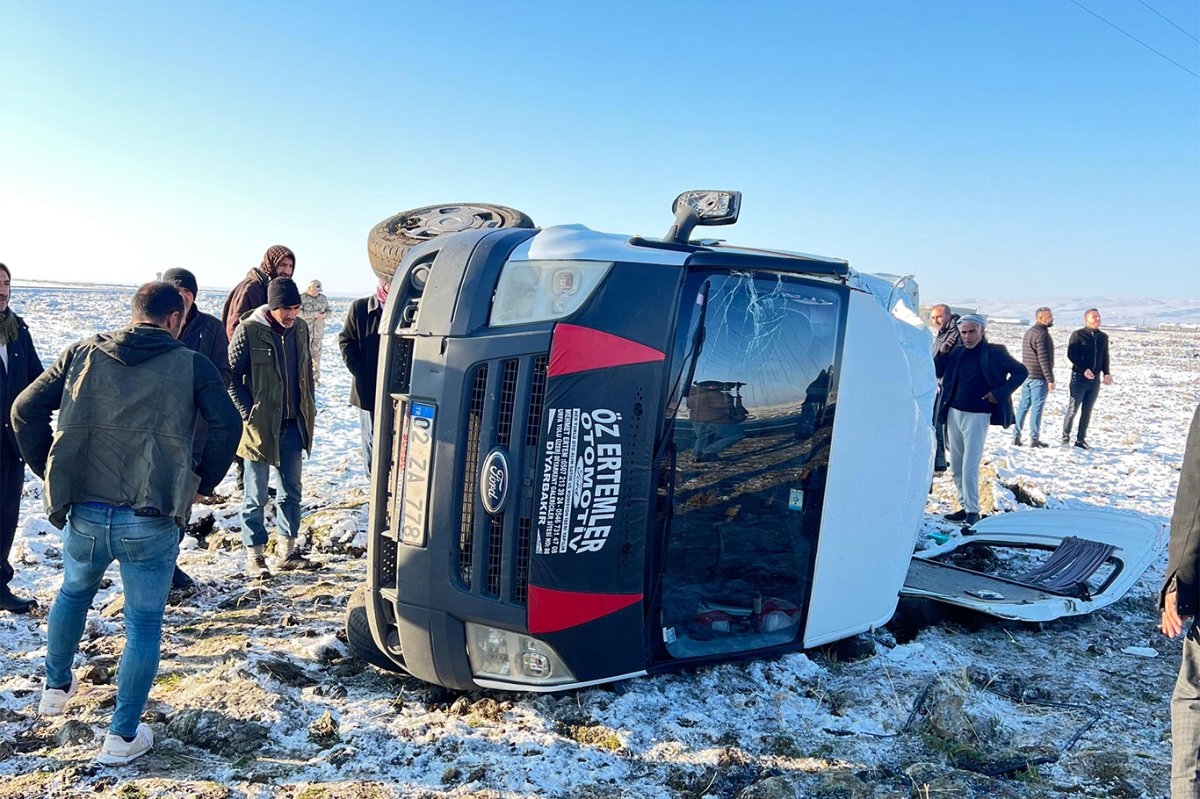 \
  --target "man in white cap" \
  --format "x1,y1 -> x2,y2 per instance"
298,279 -> 330,383
935,314 -> 1027,525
